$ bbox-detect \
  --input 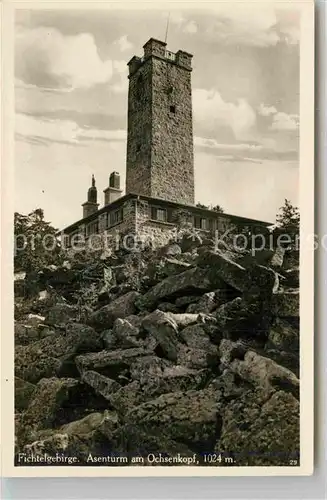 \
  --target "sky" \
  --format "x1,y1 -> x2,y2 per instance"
15,5 -> 300,229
